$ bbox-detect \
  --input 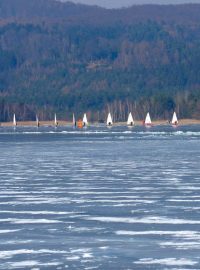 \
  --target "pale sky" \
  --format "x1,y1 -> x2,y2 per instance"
64,0 -> 200,8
